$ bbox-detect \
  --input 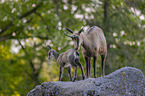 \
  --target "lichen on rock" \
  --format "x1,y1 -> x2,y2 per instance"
27,67 -> 145,96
